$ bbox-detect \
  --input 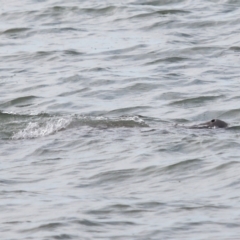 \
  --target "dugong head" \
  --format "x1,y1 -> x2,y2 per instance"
197,119 -> 228,129
189,119 -> 228,129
